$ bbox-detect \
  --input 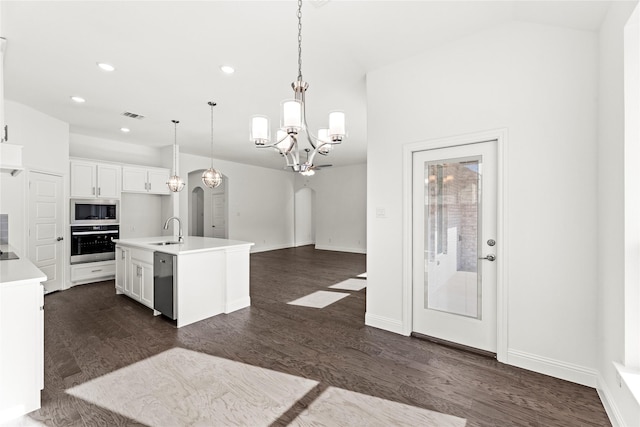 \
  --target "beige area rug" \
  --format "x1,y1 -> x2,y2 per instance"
287,290 -> 350,308
66,348 -> 467,427
329,278 -> 367,291
67,348 -> 318,426
292,386 -> 466,427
